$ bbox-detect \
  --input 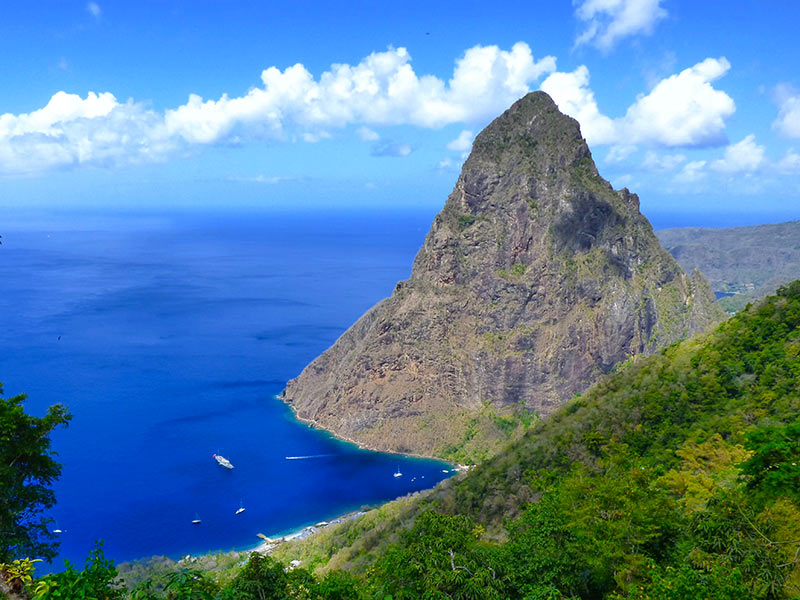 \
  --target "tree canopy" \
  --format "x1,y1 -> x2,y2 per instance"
0,386 -> 71,561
